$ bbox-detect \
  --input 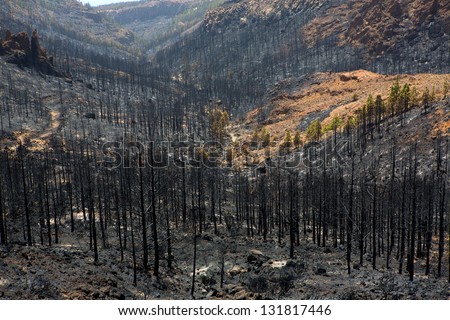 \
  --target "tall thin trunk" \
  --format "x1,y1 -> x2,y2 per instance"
408,148 -> 417,282
191,196 -> 197,299
182,163 -> 187,227
399,164 -> 407,275
437,169 -> 446,277
115,188 -> 124,262
20,146 -> 32,246
372,180 -> 377,270
289,175 -> 295,259
130,206 -> 137,286
139,164 -> 148,271
165,205 -> 173,271
151,164 -> 159,277
425,175 -> 434,276
0,171 -> 6,245
347,158 -> 355,274
360,181 -> 366,266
